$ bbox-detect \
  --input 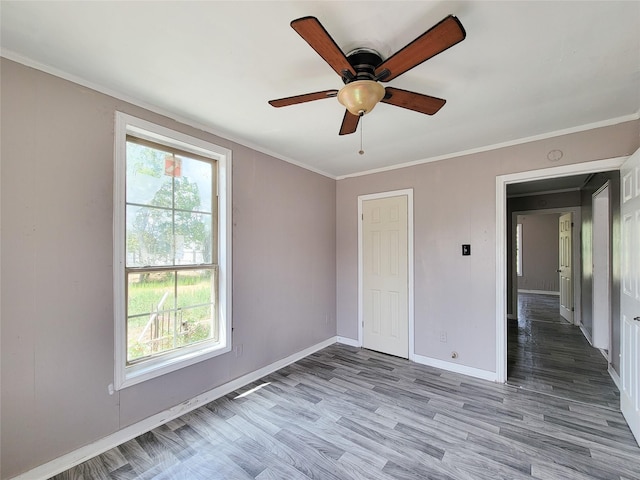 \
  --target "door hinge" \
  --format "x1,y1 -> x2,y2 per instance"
361,214 -> 364,220
571,308 -> 575,312
571,222 -> 574,227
